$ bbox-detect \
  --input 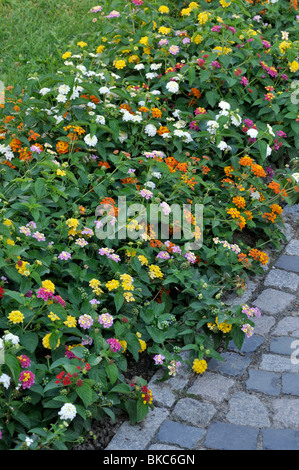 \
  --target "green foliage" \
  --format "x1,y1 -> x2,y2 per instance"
0,0 -> 298,451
